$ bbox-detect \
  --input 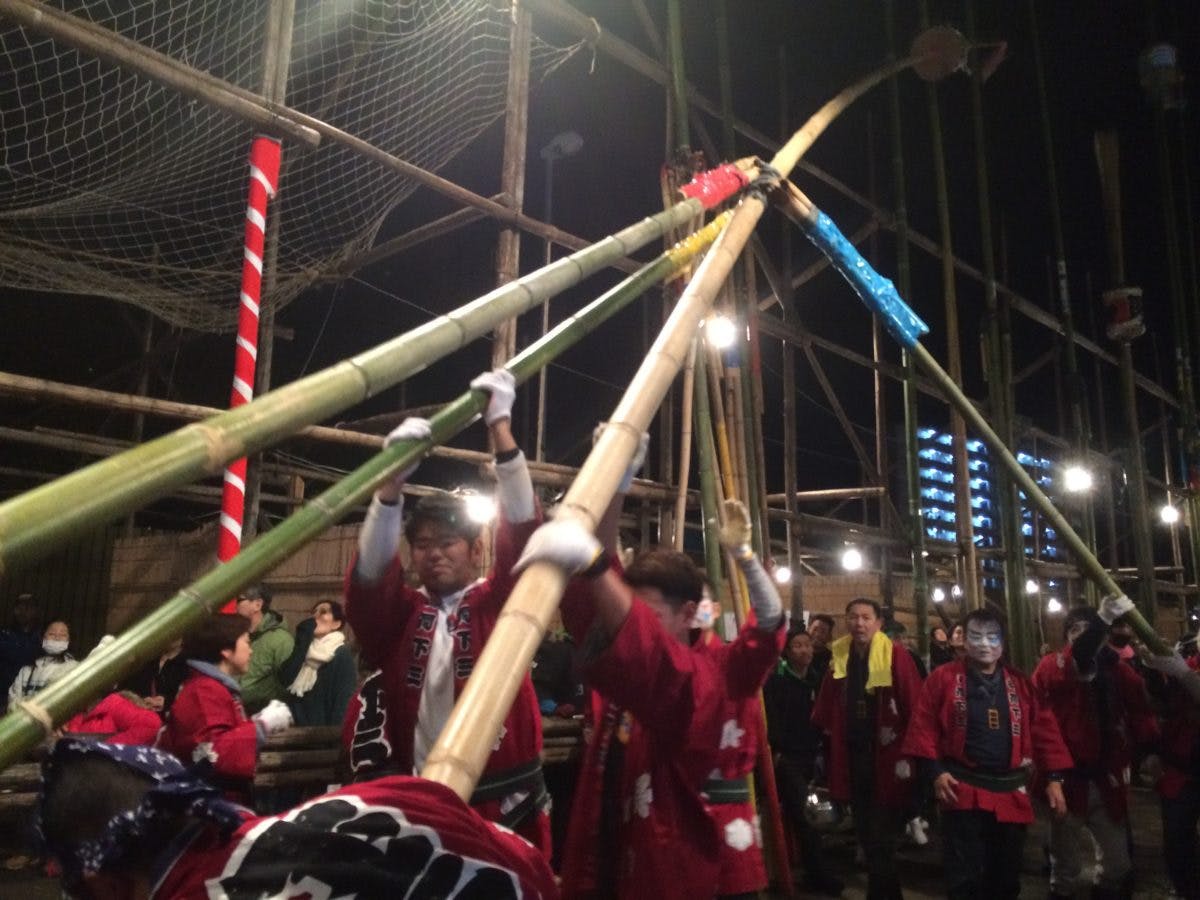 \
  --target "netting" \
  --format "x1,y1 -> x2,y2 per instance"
0,0 -> 579,331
